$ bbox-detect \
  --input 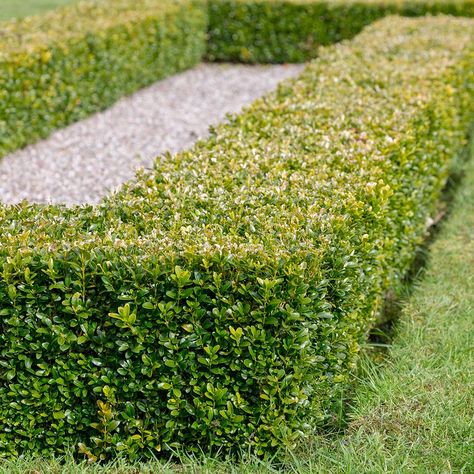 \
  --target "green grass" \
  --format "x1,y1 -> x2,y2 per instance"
1,136 -> 473,472
0,0 -> 78,21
